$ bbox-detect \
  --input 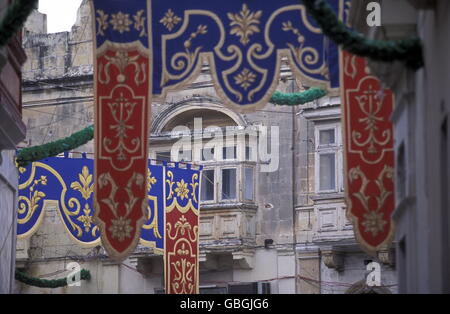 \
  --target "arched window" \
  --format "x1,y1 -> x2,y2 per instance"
151,104 -> 257,206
